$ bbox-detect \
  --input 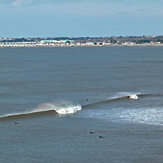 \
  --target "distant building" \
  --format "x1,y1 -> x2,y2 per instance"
41,40 -> 74,44
41,40 -> 58,43
61,40 -> 75,43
